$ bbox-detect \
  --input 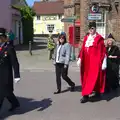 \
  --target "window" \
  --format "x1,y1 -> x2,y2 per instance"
37,15 -> 40,20
47,24 -> 55,33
